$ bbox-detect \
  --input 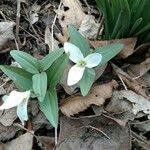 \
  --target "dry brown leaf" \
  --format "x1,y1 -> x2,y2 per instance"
90,38 -> 137,59
127,58 -> 150,78
4,132 -> 34,150
0,21 -> 15,52
55,0 -> 86,29
55,0 -> 86,43
0,108 -> 17,126
112,63 -> 149,99
32,112 -> 52,131
57,116 -> 131,150
0,143 -> 5,150
0,124 -> 19,141
0,87 -> 6,96
111,90 -> 150,119
79,15 -> 100,39
55,0 -> 101,43
38,136 -> 54,150
60,80 -> 118,116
